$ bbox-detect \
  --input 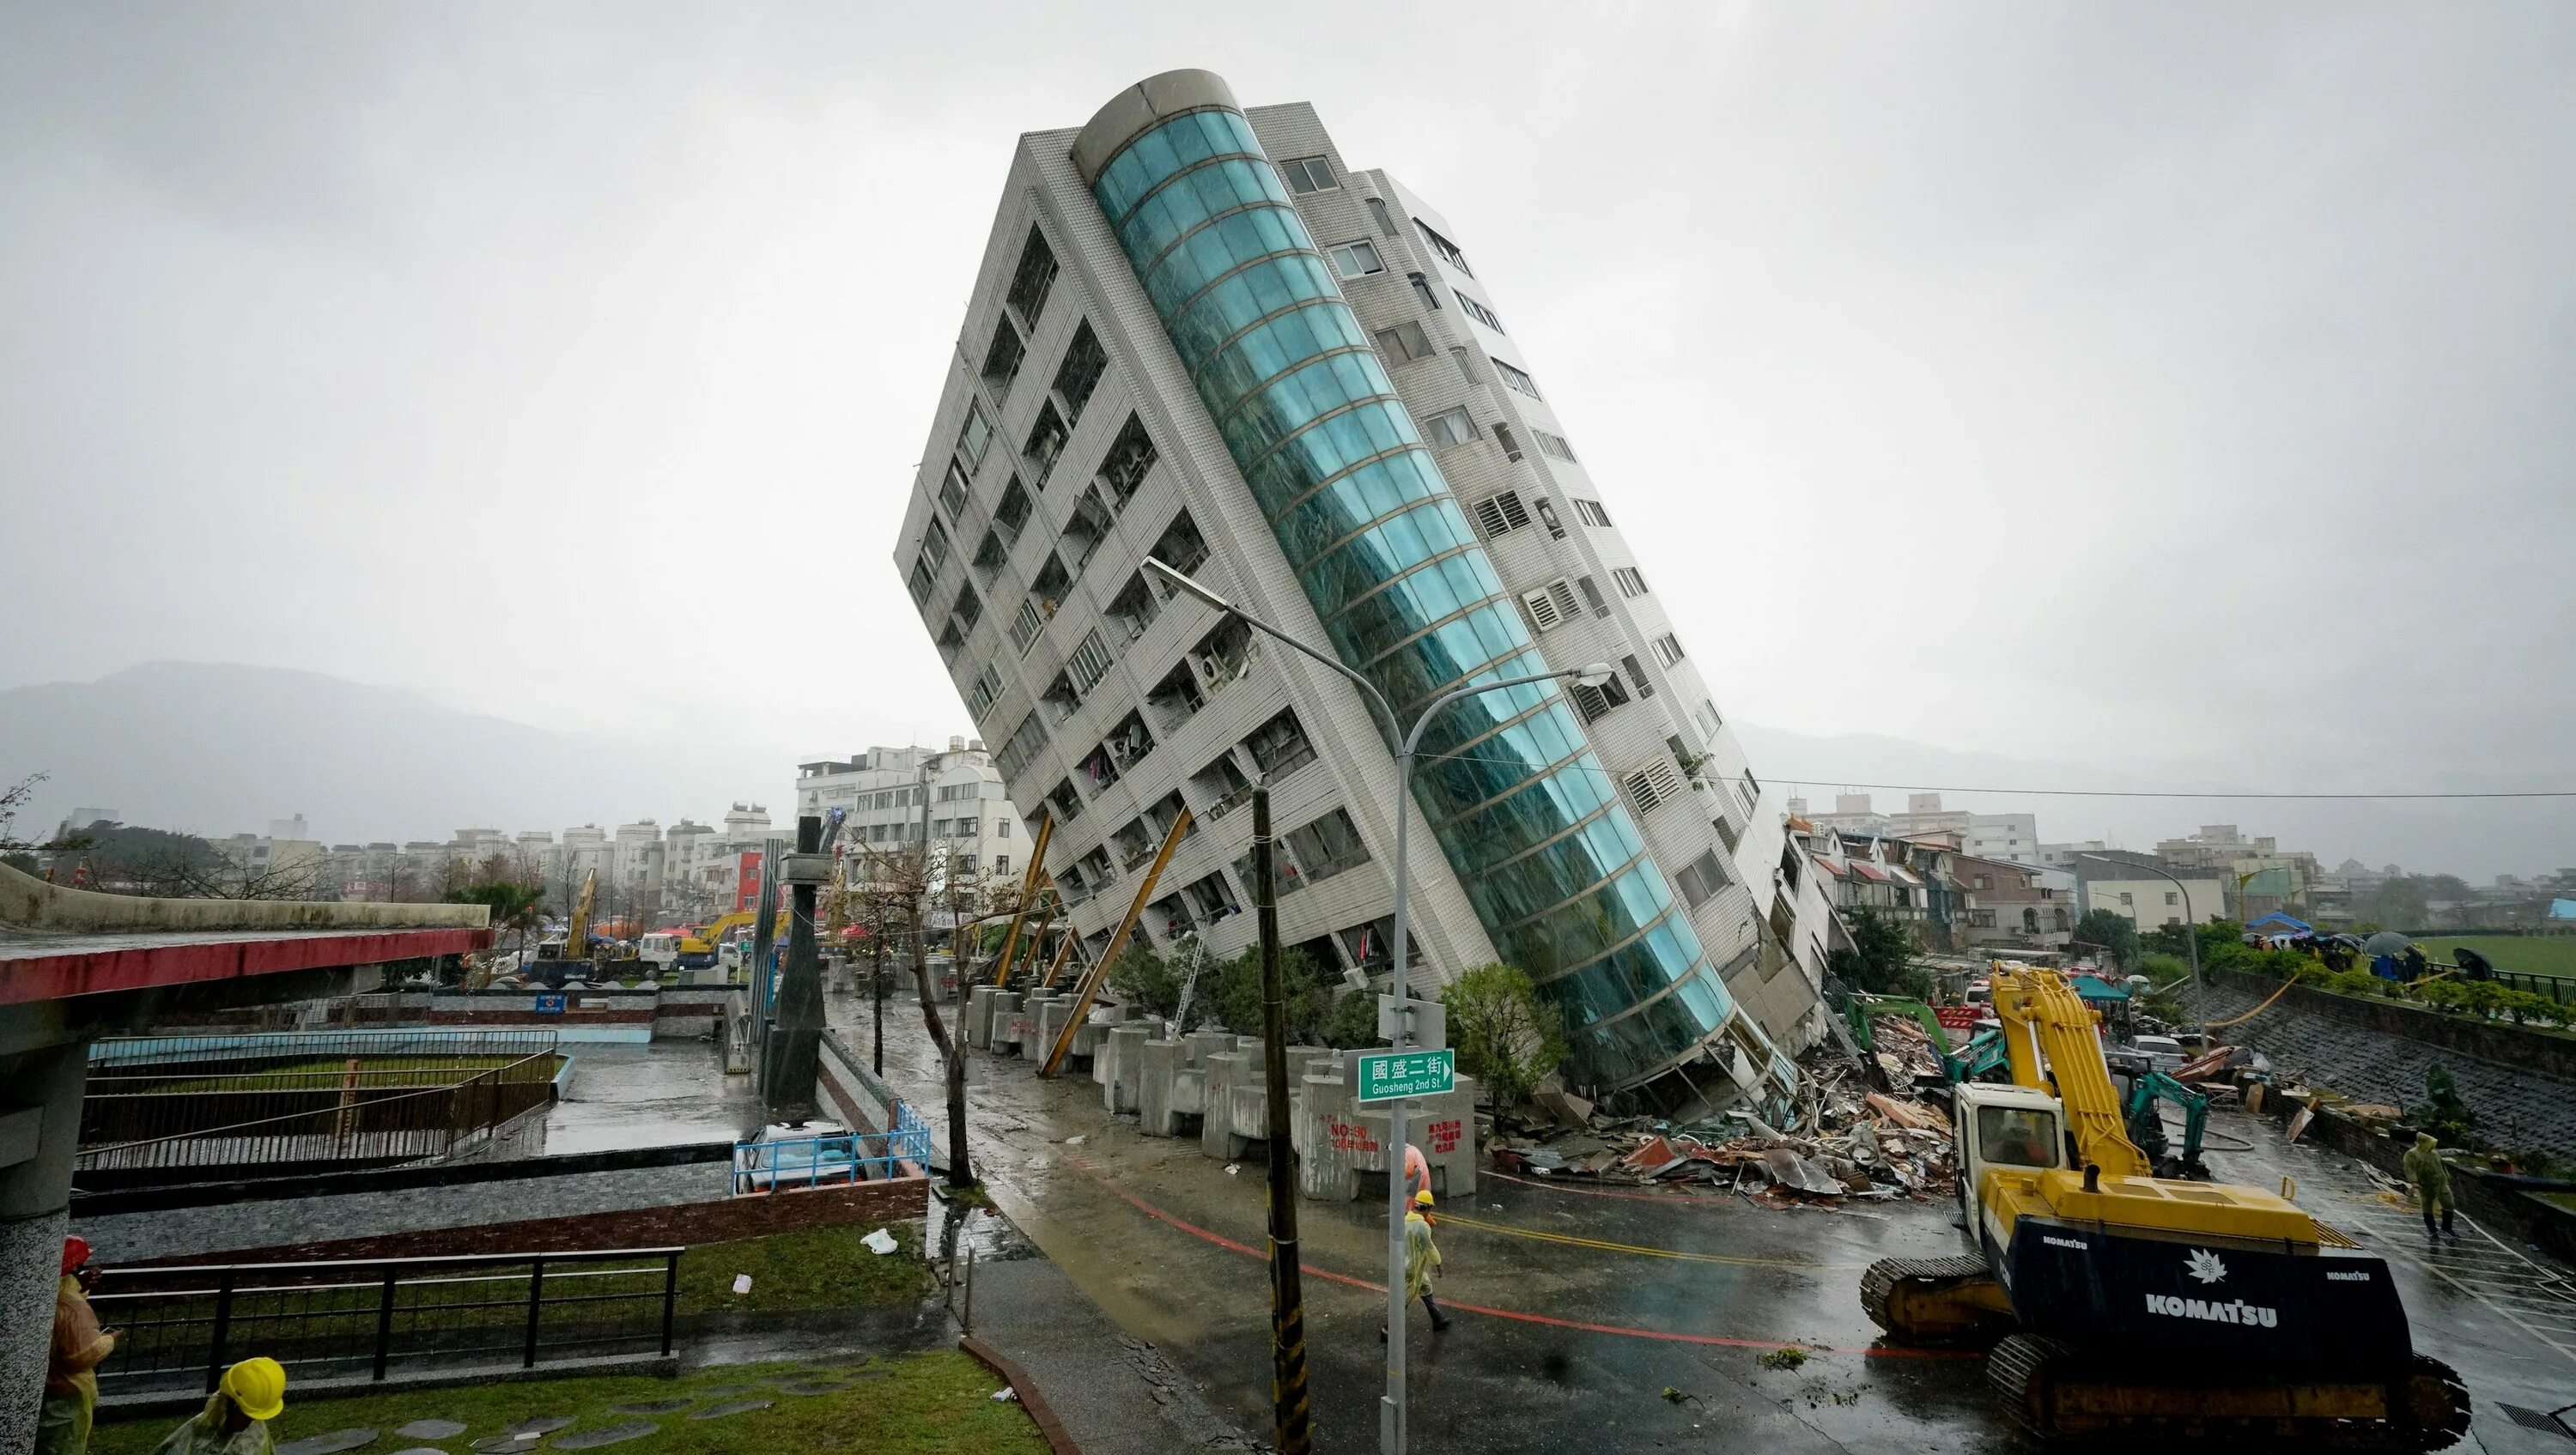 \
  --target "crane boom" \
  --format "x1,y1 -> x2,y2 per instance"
1988,967 -> 2148,1178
